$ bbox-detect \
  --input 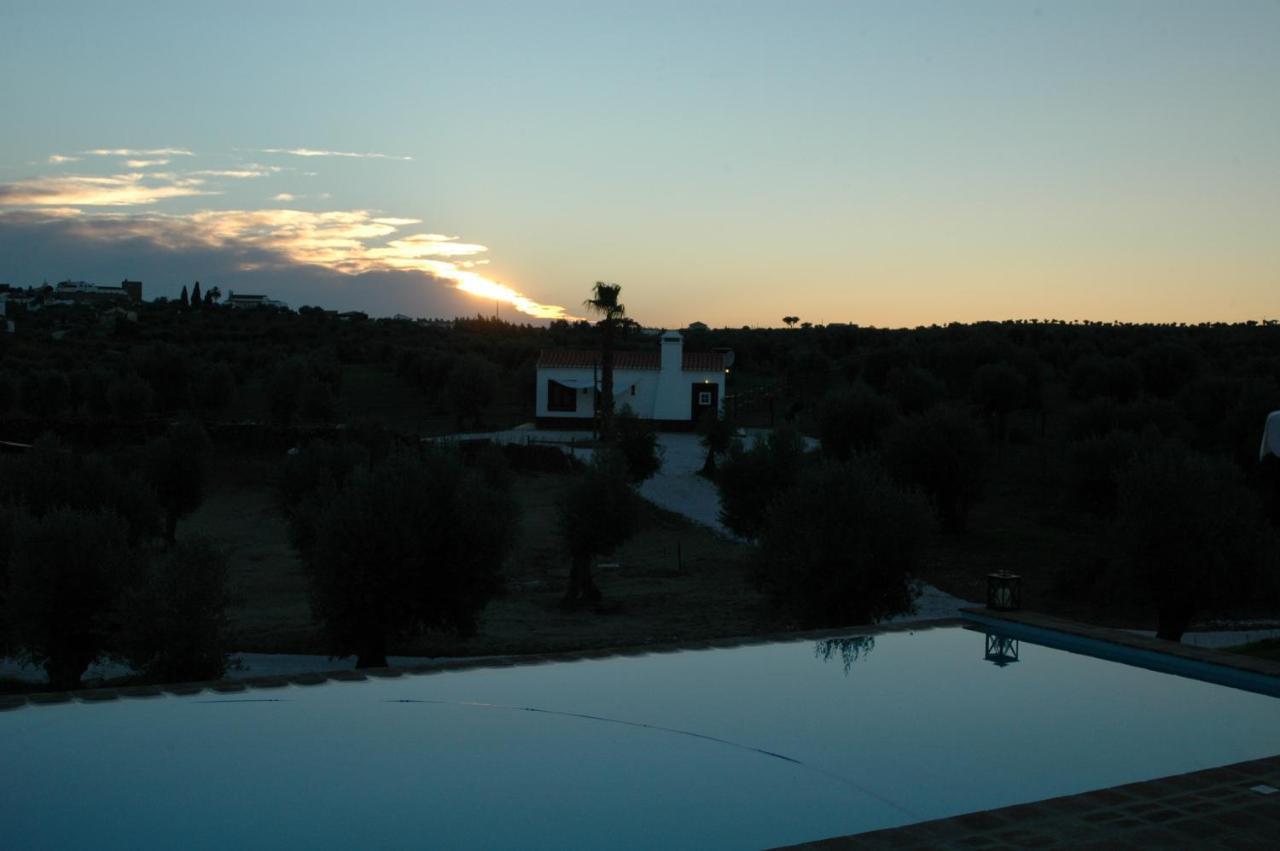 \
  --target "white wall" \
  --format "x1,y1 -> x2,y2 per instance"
536,367 -> 663,419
